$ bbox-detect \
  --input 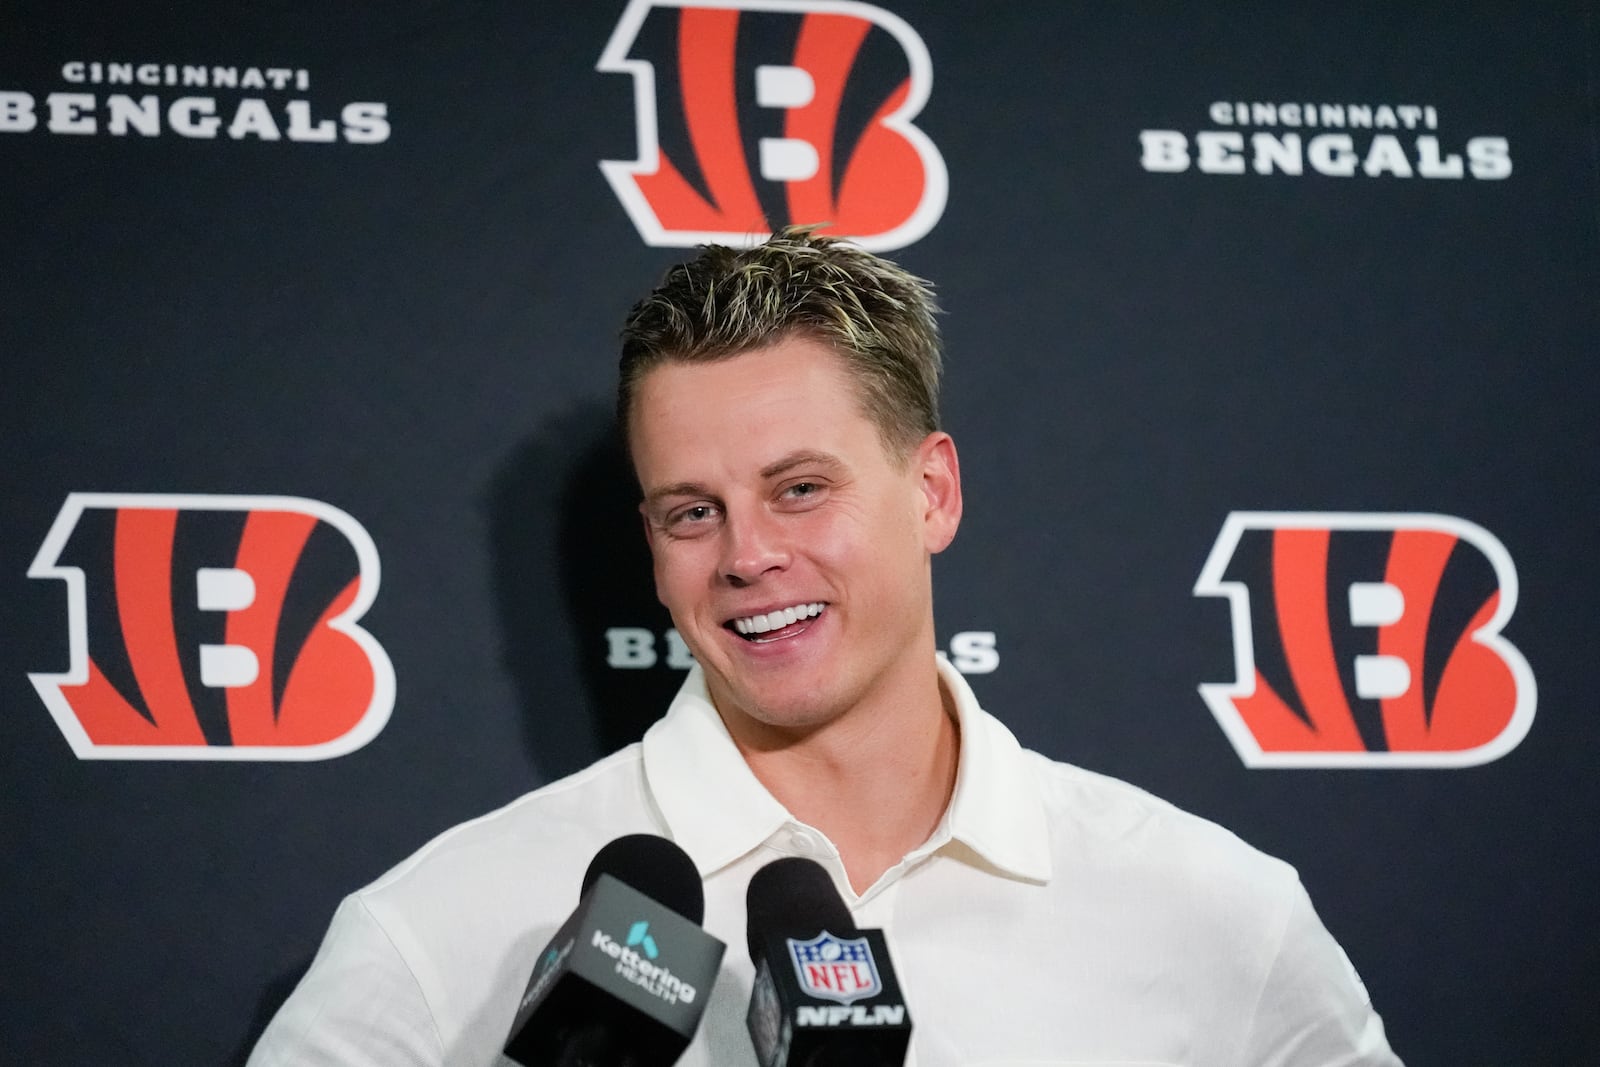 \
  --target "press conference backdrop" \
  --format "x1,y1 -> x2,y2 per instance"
3,2 -> 1596,1063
